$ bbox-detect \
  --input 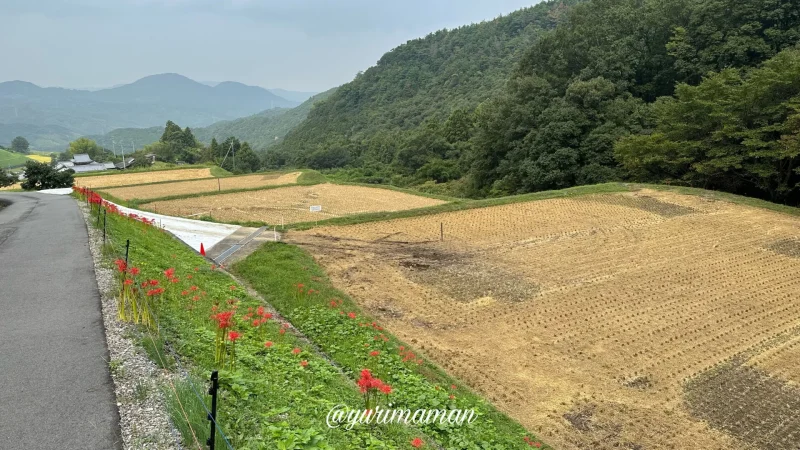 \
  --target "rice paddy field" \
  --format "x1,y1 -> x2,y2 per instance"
100,171 -> 301,201
146,183 -> 446,224
285,188 -> 800,450
74,168 -> 214,189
